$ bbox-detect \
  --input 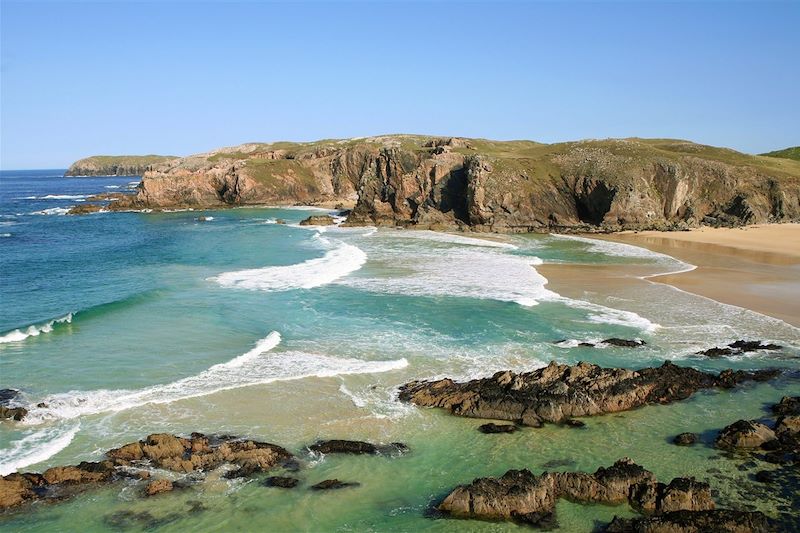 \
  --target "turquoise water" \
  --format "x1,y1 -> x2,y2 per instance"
1,170 -> 799,531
